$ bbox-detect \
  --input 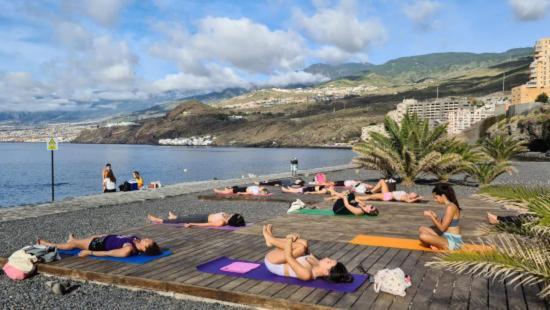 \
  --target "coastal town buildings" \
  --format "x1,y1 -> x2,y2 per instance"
389,97 -> 470,126
447,103 -> 496,135
511,38 -> 550,104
